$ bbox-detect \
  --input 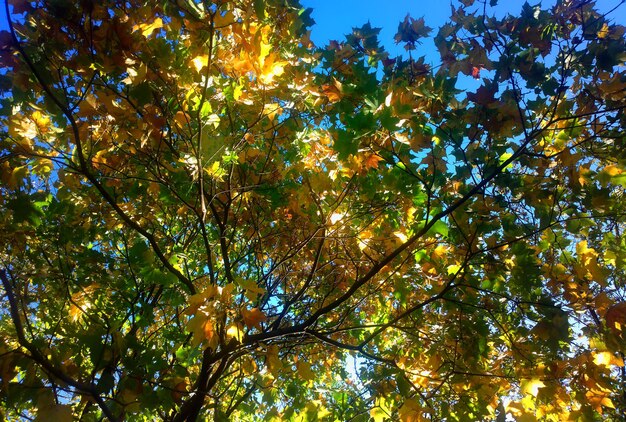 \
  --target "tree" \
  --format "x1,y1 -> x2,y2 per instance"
1,0 -> 625,419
